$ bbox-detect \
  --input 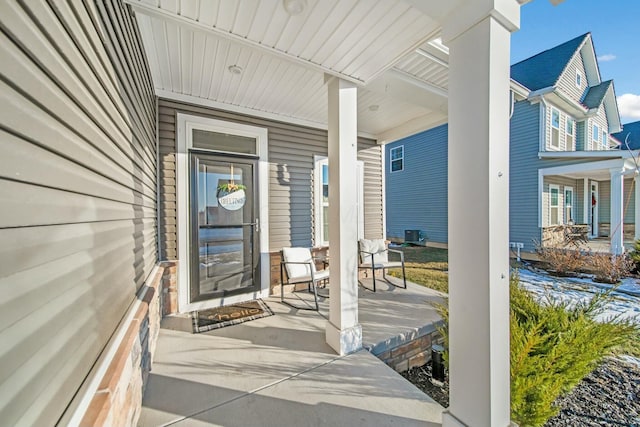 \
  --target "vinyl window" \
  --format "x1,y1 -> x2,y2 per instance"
549,185 -> 560,225
564,187 -> 574,223
576,70 -> 582,88
314,157 -> 364,246
592,123 -> 600,150
565,117 -> 575,151
551,109 -> 560,148
390,146 -> 404,172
